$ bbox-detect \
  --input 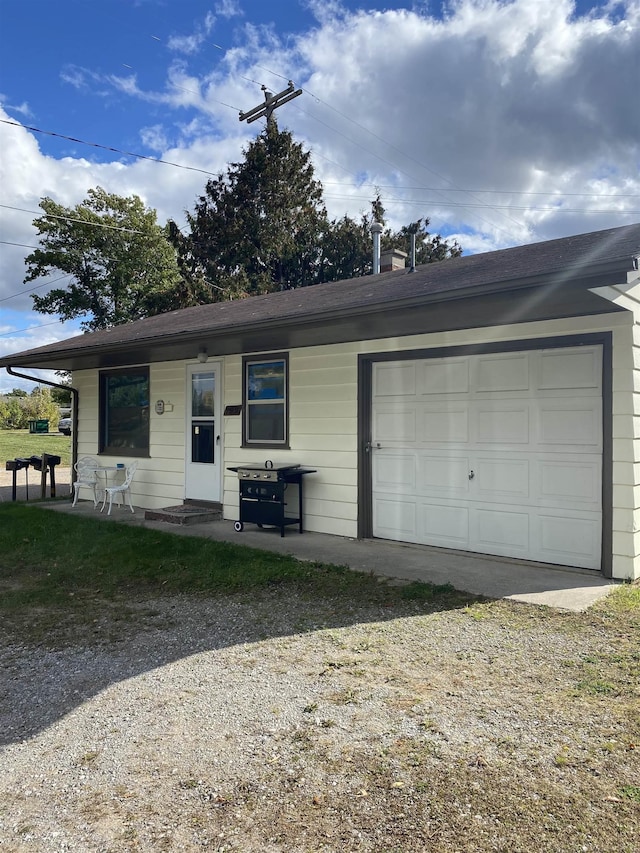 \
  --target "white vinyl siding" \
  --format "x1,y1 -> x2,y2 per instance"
71,309 -> 637,579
